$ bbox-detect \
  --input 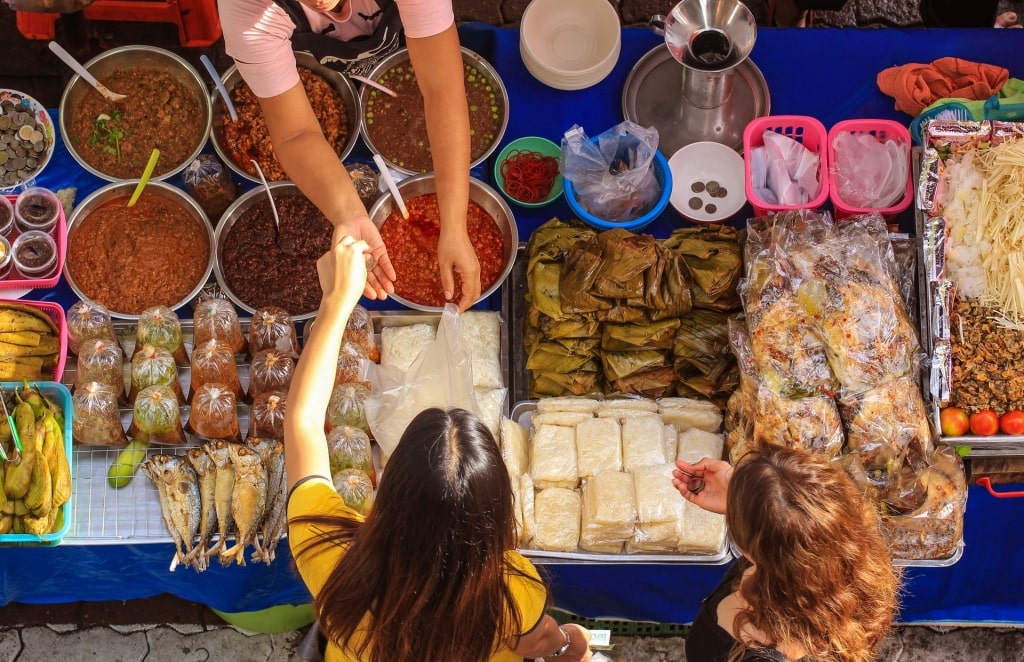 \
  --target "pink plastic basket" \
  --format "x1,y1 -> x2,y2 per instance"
0,193 -> 67,289
743,115 -> 829,217
0,299 -> 67,381
827,119 -> 913,221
